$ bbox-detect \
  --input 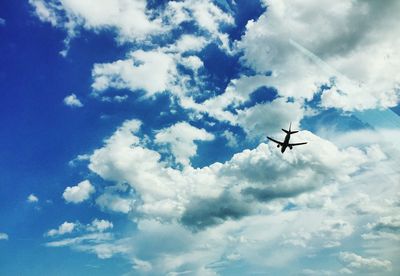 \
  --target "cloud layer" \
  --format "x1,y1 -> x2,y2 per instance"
27,0 -> 400,274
